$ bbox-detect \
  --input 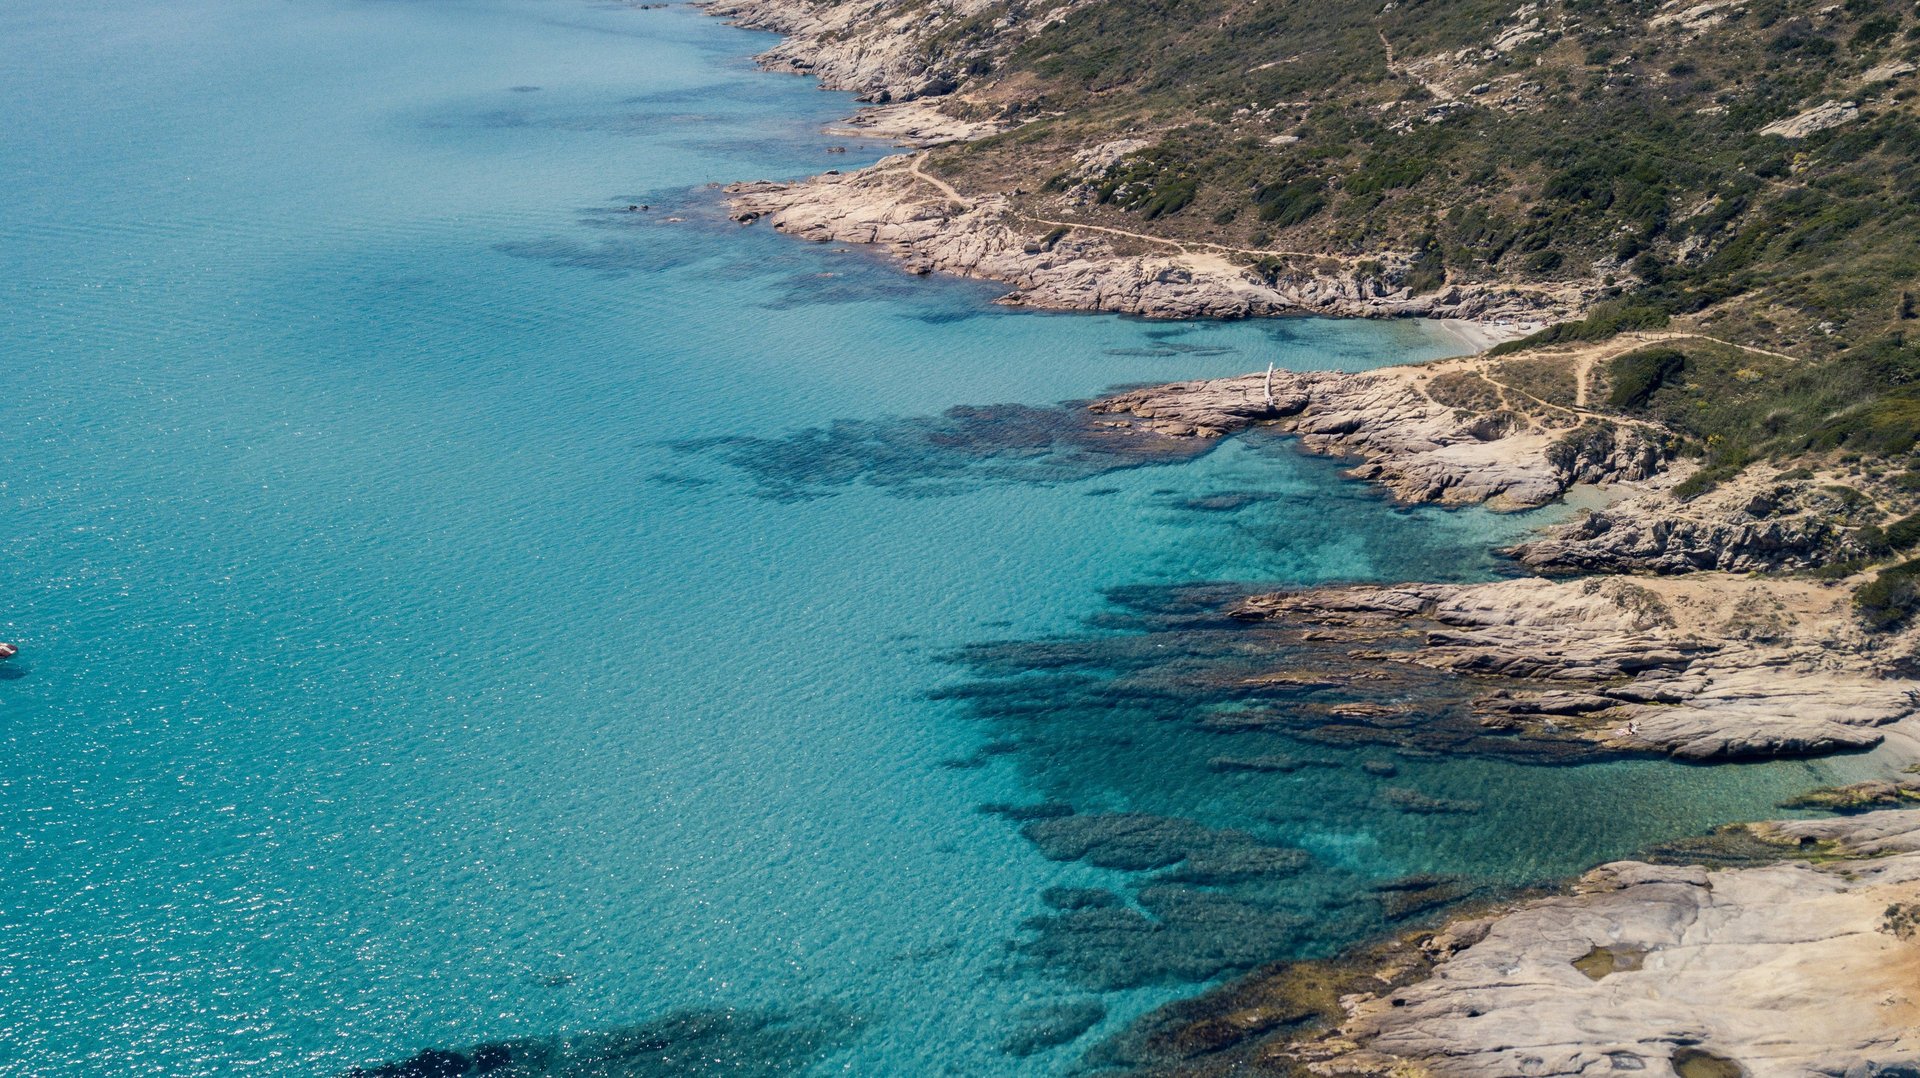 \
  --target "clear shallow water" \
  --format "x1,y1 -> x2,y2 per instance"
0,1 -> 1845,1074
